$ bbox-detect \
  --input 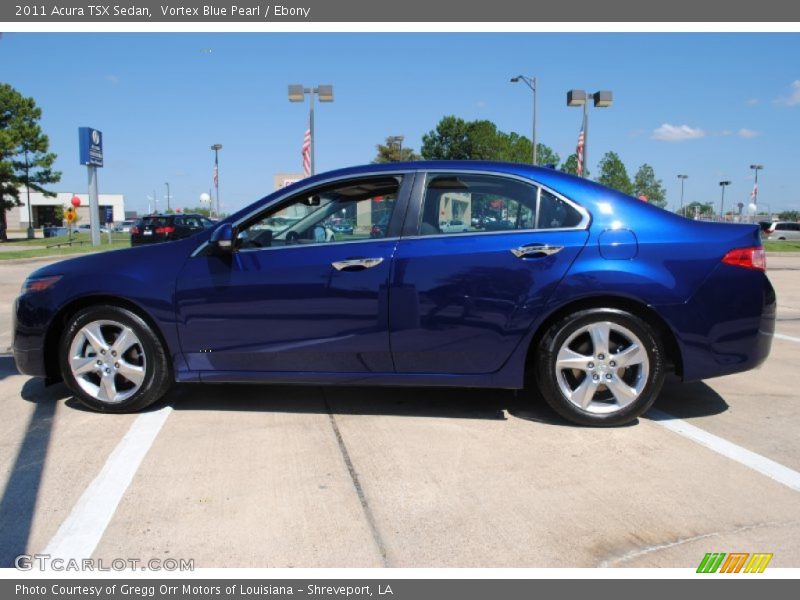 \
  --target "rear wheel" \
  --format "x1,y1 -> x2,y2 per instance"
59,306 -> 172,413
535,308 -> 665,426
